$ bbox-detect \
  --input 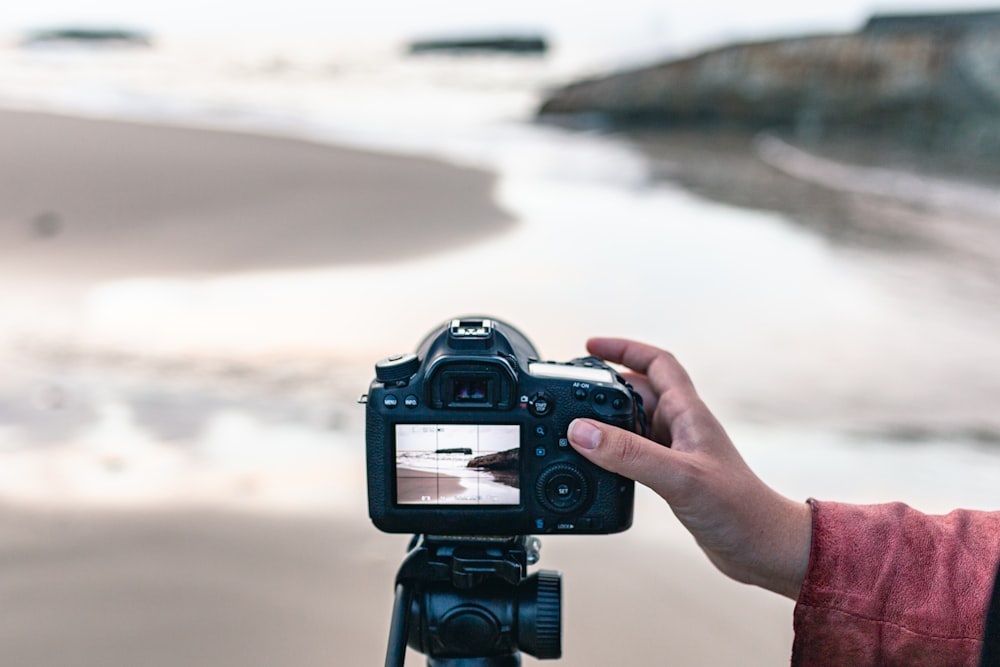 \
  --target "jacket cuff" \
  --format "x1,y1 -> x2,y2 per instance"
791,499 -> 999,666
